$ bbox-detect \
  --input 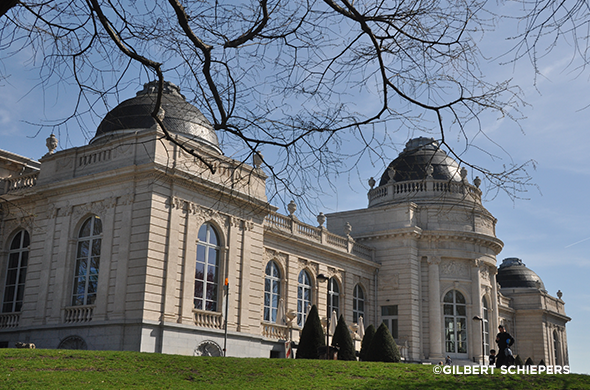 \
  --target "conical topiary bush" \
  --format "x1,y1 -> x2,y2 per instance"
365,322 -> 401,362
359,324 -> 376,361
331,315 -> 356,361
525,357 -> 534,366
296,305 -> 325,359
515,355 -> 524,366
